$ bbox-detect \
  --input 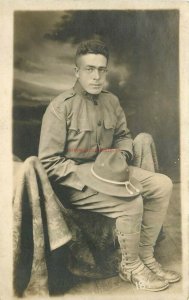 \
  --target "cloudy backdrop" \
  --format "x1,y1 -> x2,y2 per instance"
13,10 -> 179,179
